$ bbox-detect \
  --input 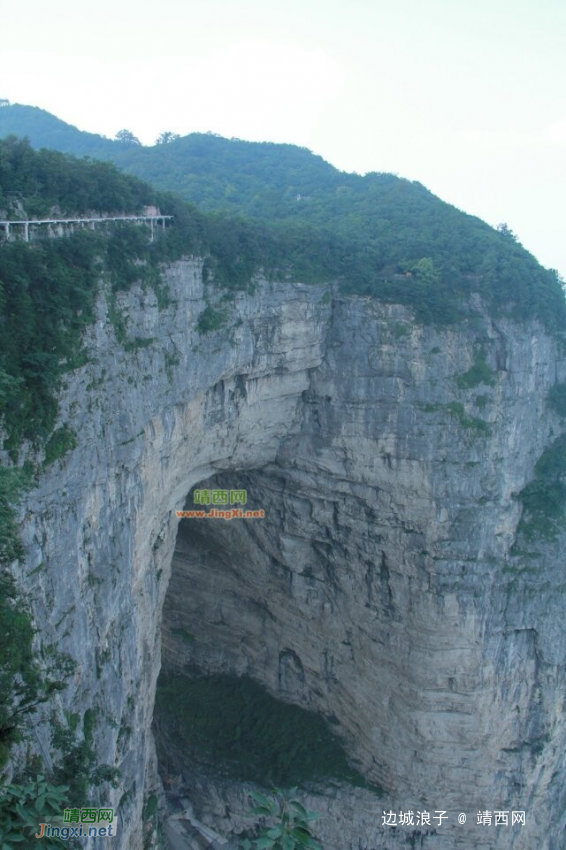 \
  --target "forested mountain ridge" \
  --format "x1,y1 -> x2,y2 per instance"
2,104 -> 566,341
1,105 -> 566,332
0,103 -> 116,159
